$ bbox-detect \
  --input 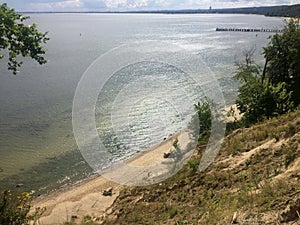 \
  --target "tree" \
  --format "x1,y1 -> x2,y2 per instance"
0,3 -> 49,74
234,20 -> 300,125
234,47 -> 261,83
236,75 -> 293,124
194,98 -> 212,142
263,19 -> 300,104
